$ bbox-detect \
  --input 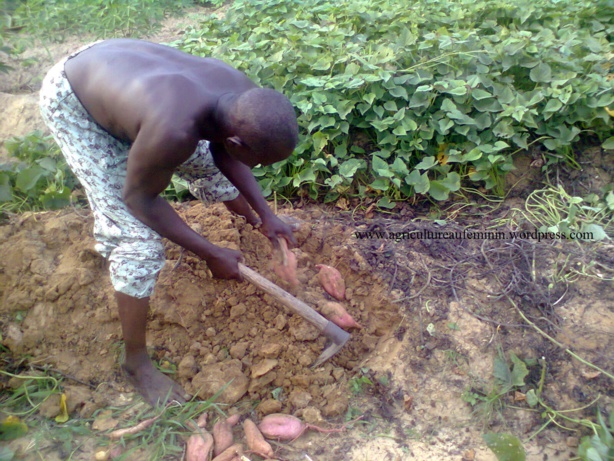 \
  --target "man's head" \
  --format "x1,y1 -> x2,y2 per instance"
224,88 -> 299,167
